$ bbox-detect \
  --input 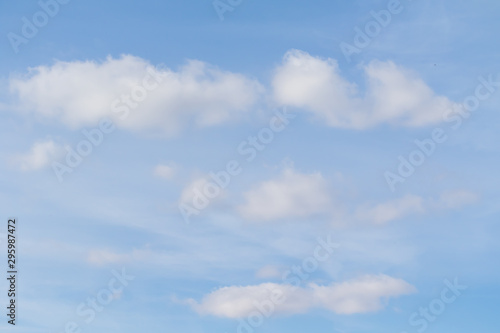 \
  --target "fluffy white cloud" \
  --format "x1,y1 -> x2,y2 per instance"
187,274 -> 415,318
13,139 -> 65,171
10,55 -> 263,135
238,168 -> 332,221
9,51 -> 457,134
273,50 -> 459,129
